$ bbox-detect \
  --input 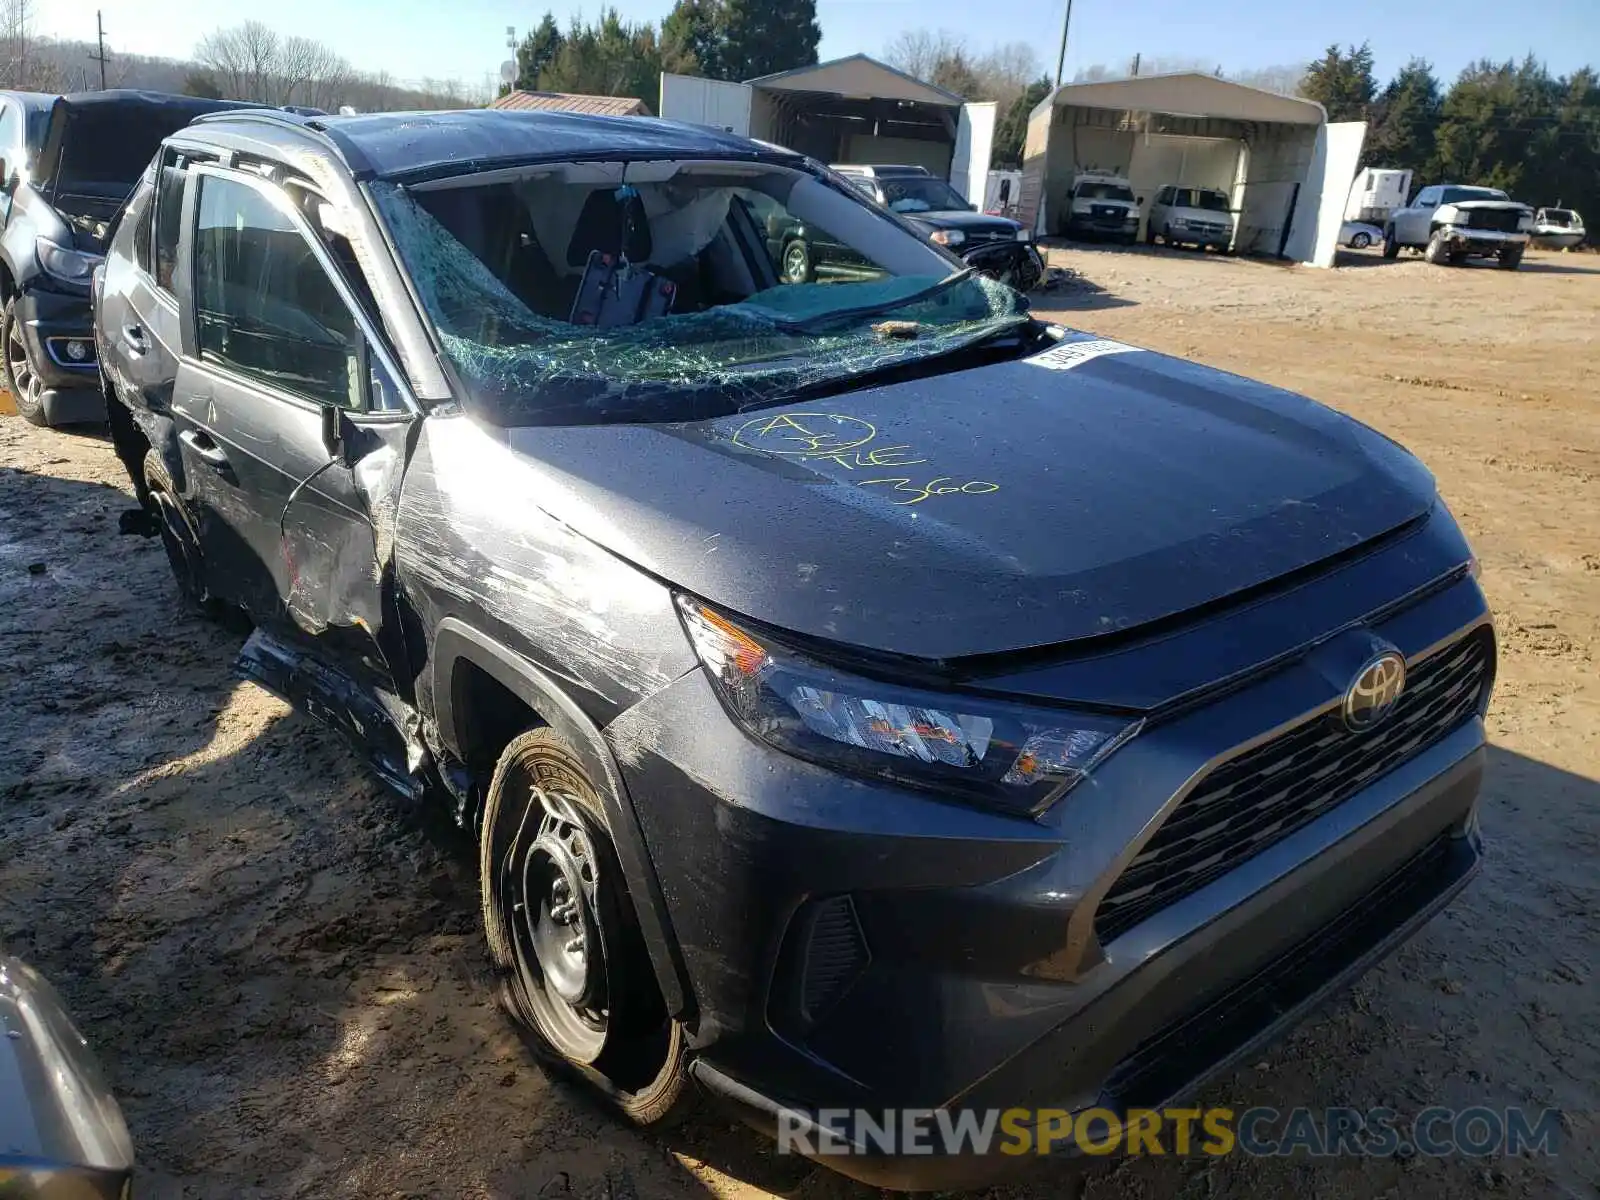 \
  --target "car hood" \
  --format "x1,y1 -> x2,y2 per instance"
904,211 -> 1023,237
501,337 -> 1436,660
1443,199 -> 1529,212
